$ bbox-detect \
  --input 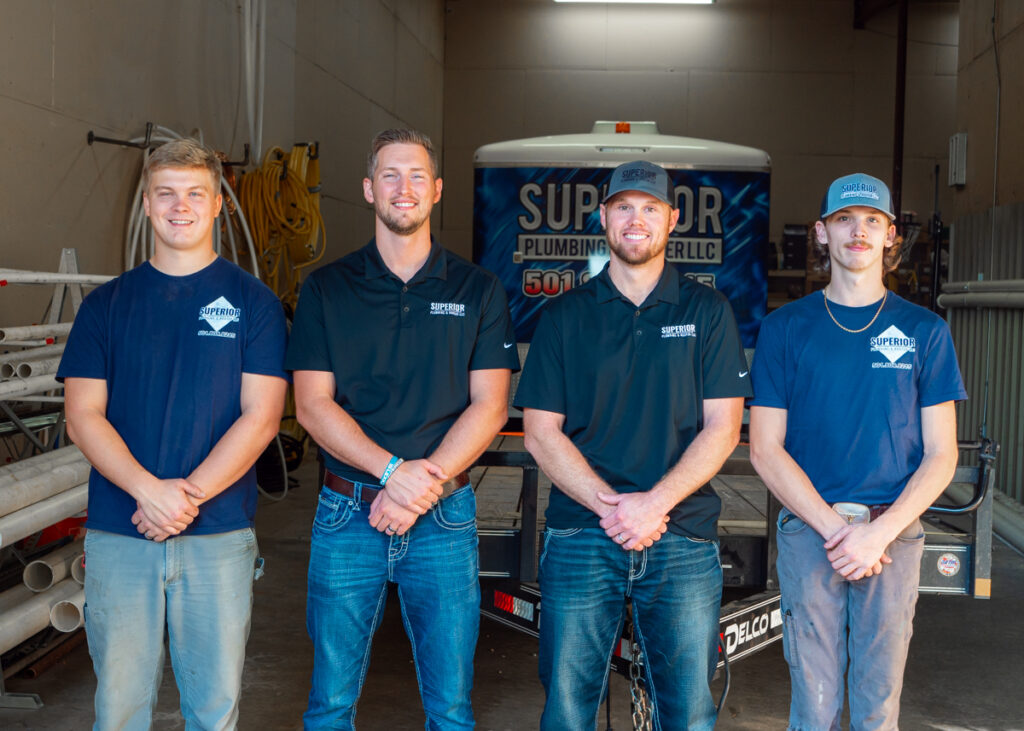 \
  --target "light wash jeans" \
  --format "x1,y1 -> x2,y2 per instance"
776,508 -> 926,731
84,527 -> 259,731
303,483 -> 480,730
538,527 -> 722,731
